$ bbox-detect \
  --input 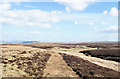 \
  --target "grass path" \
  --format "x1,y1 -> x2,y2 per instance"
43,53 -> 78,77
